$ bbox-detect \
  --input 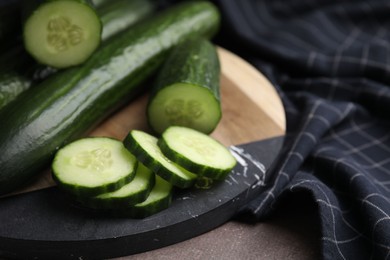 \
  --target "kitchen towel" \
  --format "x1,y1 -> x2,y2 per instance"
211,0 -> 390,259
